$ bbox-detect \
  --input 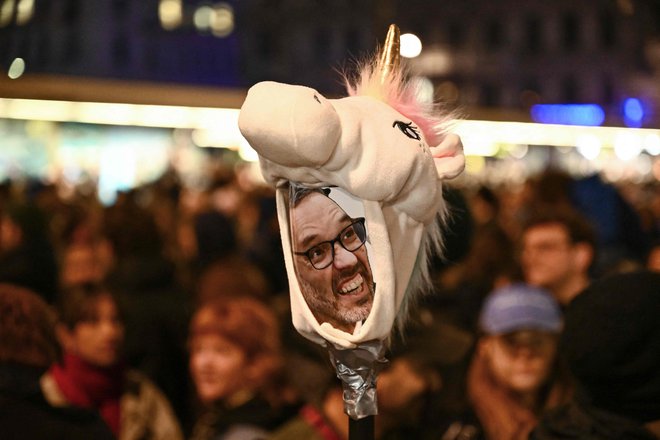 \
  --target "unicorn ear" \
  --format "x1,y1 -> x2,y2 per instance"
429,133 -> 465,180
